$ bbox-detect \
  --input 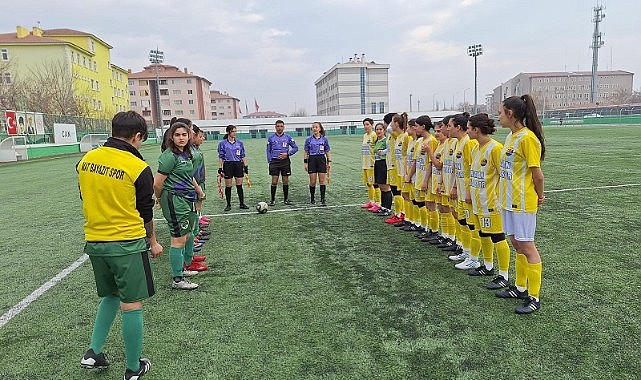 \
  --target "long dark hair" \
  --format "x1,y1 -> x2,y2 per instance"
162,117 -> 192,151
392,112 -> 408,131
468,113 -> 496,135
502,95 -> 545,160
164,122 -> 193,159
312,122 -> 325,136
223,124 -> 236,140
415,115 -> 433,131
452,112 -> 470,131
